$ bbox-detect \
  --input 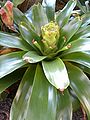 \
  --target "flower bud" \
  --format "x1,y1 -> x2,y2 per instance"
41,21 -> 60,54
